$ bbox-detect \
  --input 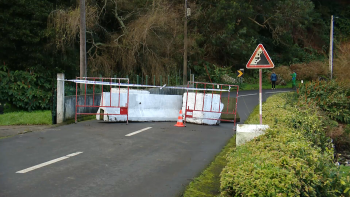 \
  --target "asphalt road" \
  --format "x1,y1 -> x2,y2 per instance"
0,88 -> 292,197
233,88 -> 293,123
